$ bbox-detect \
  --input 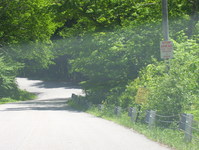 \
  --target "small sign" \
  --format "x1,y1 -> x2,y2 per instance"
160,41 -> 173,59
135,87 -> 148,104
